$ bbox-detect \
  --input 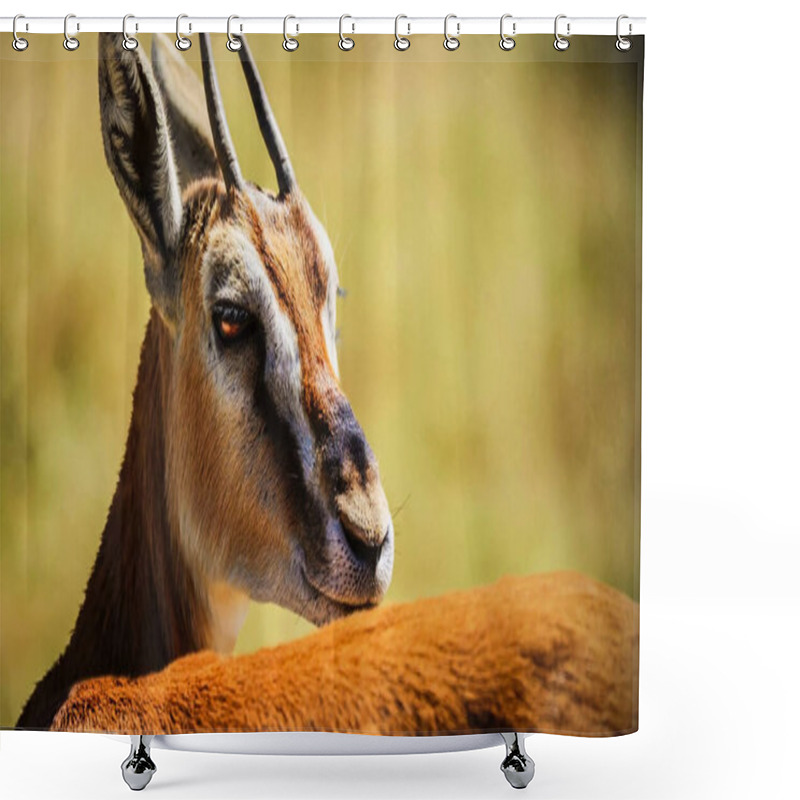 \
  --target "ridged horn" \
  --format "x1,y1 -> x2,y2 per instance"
199,33 -> 244,192
237,35 -> 296,197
